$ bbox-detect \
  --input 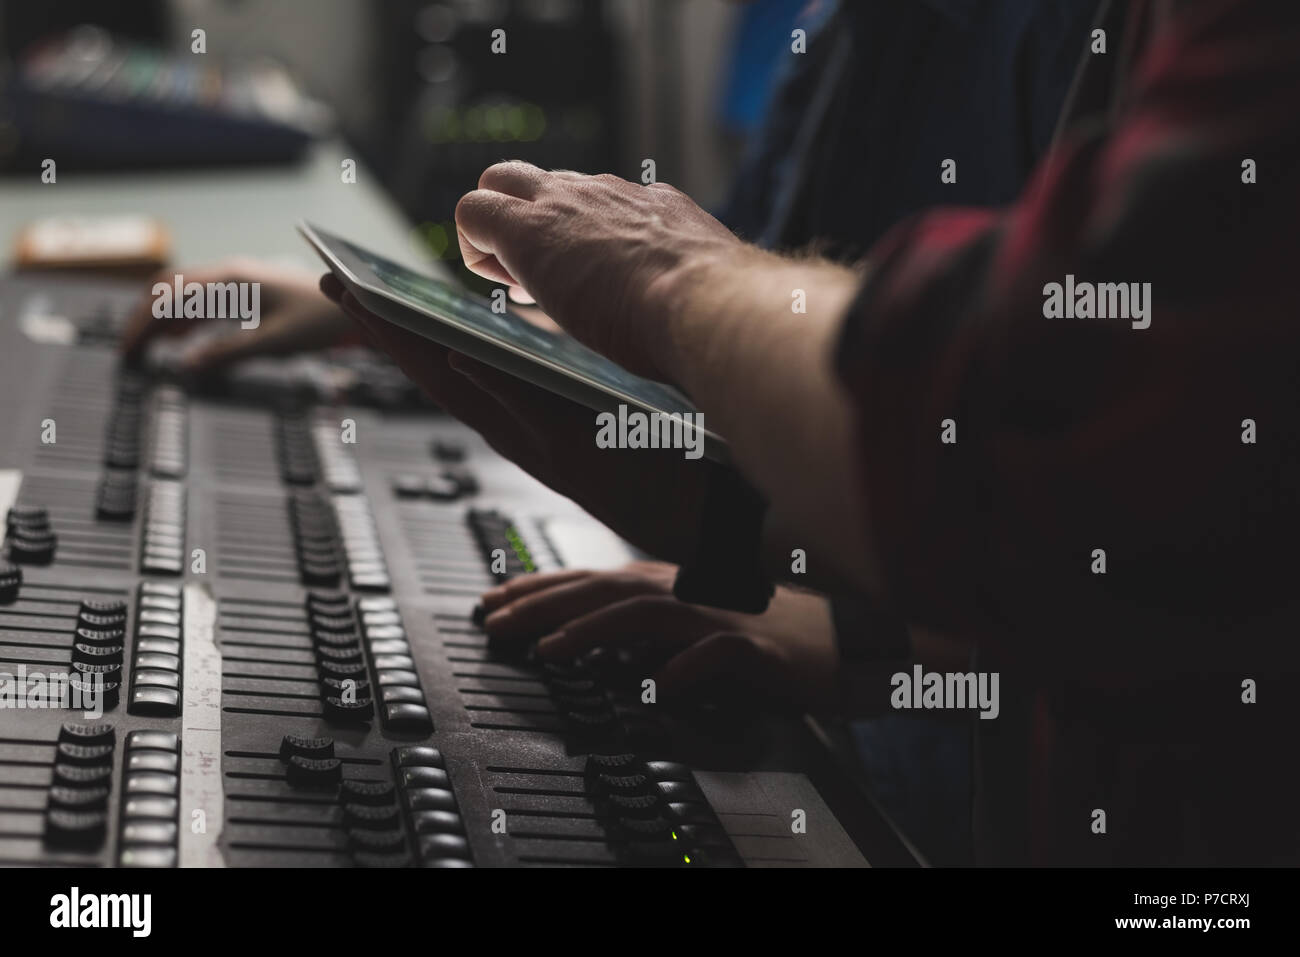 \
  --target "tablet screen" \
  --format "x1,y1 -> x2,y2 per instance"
335,235 -> 697,416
